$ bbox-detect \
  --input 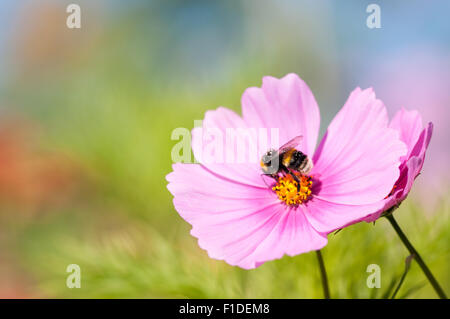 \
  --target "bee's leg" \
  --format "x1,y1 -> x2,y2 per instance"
288,170 -> 301,192
282,167 -> 301,192
292,174 -> 301,192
